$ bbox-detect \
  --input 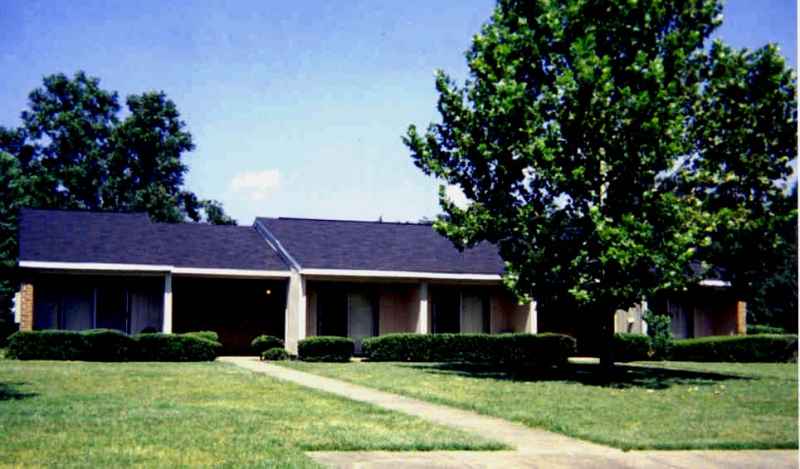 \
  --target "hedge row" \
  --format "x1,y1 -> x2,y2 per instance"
613,333 -> 651,362
6,329 -> 222,362
297,336 -> 354,362
671,334 -> 798,363
612,333 -> 798,363
361,333 -> 576,367
8,329 -> 794,364
747,324 -> 786,335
